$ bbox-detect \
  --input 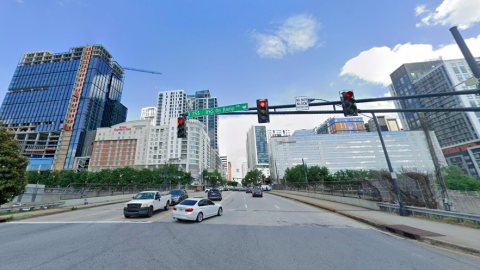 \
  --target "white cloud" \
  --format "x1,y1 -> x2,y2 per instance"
339,34 -> 480,86
416,0 -> 480,29
251,14 -> 321,59
415,4 -> 428,16
16,0 -> 23,3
